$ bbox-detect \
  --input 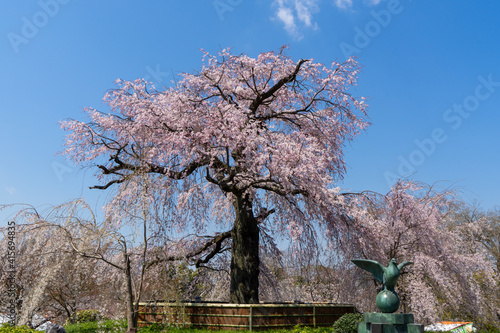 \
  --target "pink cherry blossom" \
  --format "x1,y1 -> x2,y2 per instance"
61,46 -> 369,303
